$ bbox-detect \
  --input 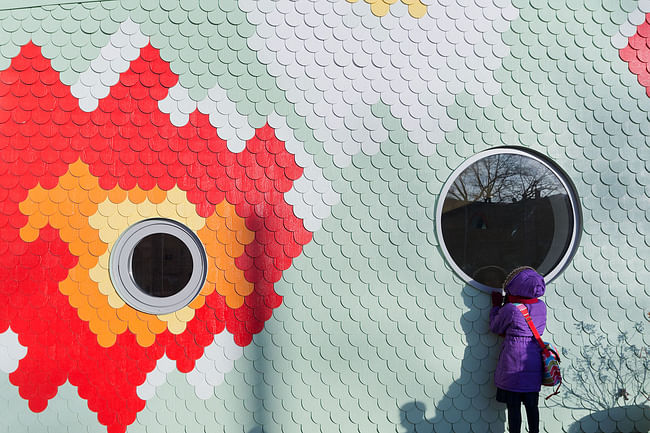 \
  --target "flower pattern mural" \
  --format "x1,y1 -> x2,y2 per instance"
0,0 -> 648,432
0,41 -> 312,433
